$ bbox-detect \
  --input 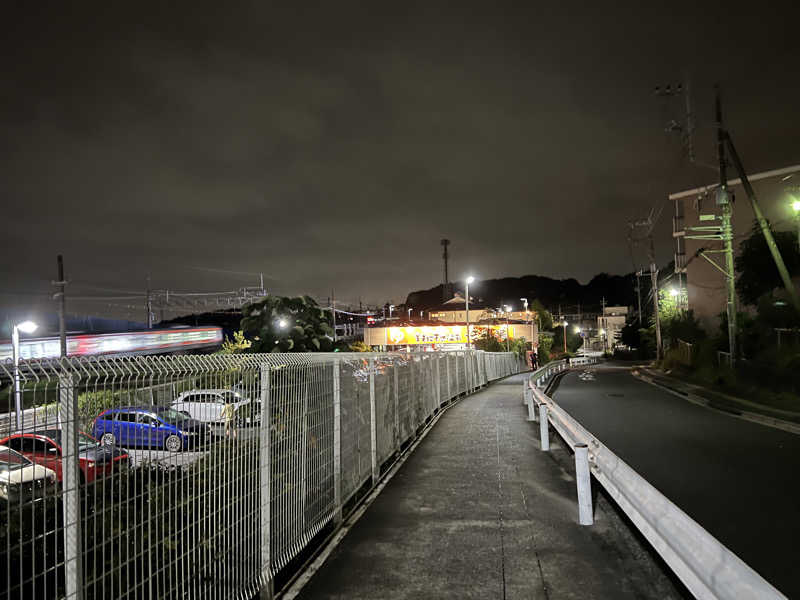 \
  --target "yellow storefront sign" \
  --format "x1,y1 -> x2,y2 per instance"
386,325 -> 516,345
